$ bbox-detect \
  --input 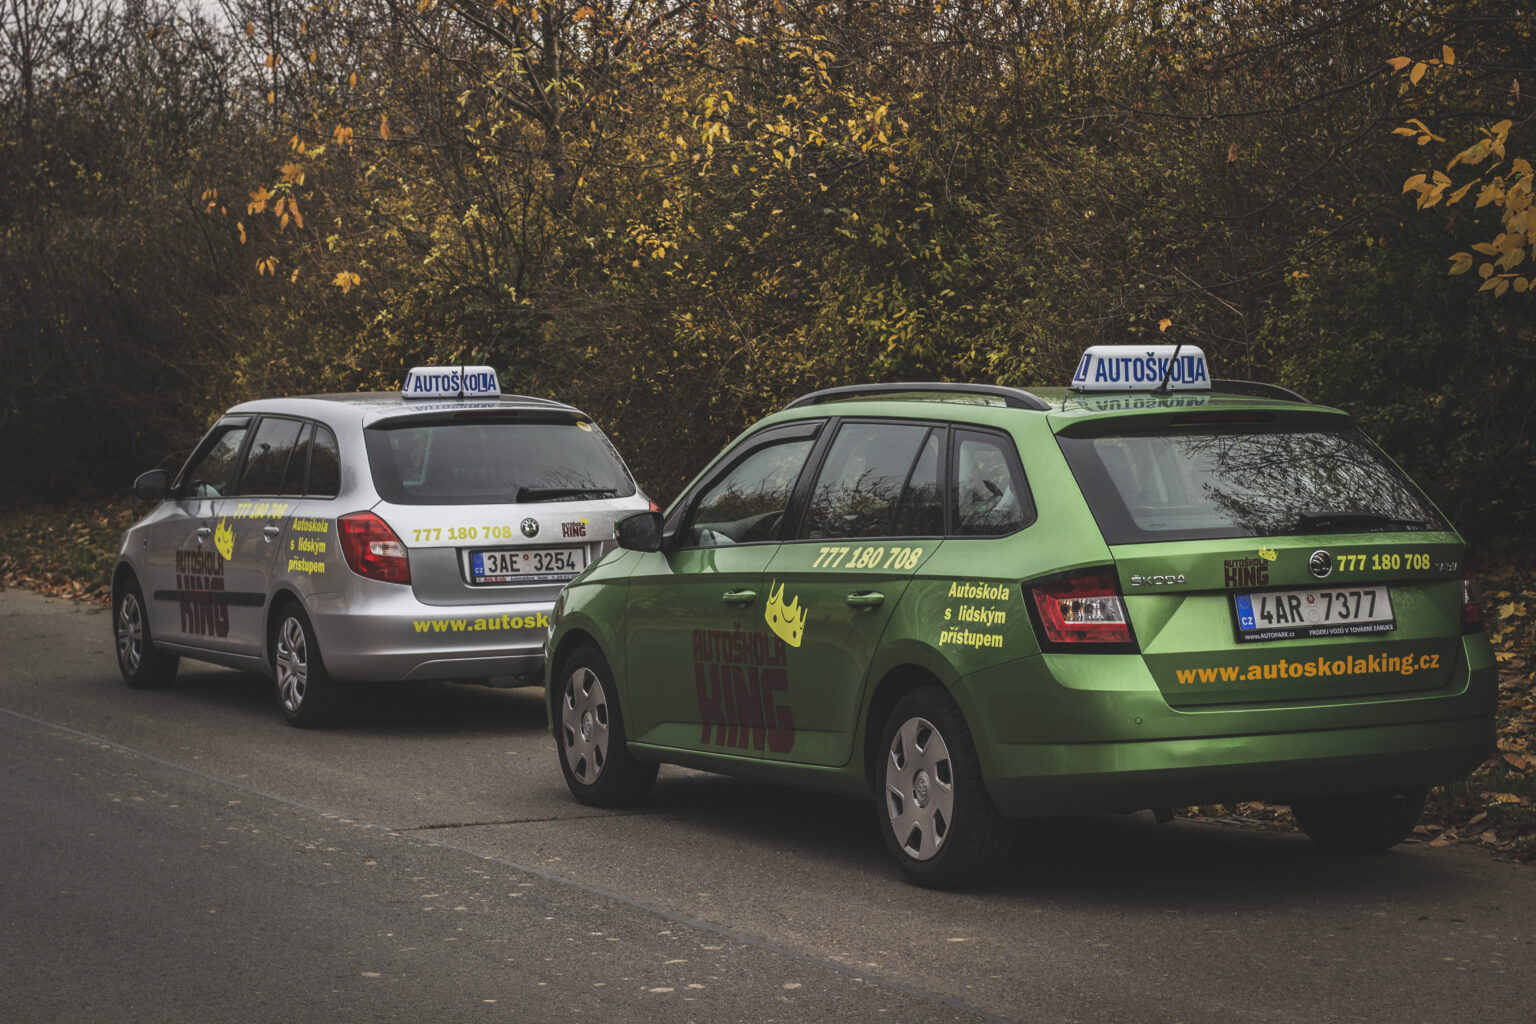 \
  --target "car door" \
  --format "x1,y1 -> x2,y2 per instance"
623,421 -> 823,756
212,415 -> 310,656
143,419 -> 252,648
763,420 -> 944,766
